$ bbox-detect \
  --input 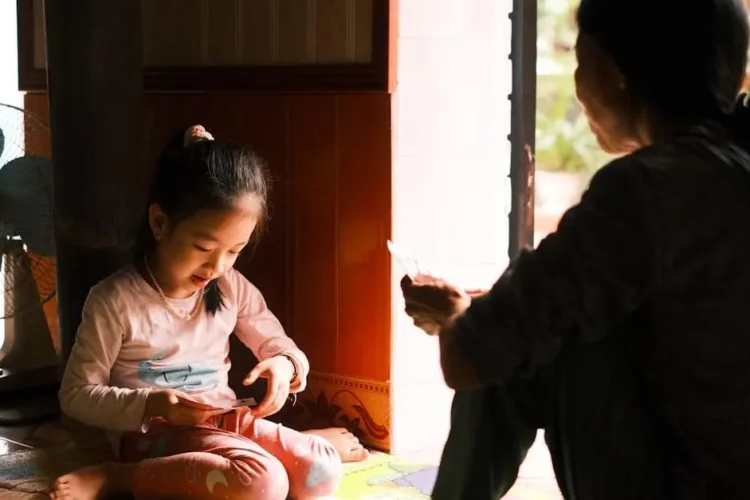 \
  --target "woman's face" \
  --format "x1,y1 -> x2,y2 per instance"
574,33 -> 642,154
